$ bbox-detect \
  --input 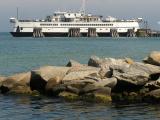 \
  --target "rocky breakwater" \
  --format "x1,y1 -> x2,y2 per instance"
1,51 -> 160,103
